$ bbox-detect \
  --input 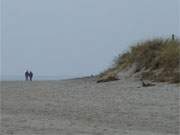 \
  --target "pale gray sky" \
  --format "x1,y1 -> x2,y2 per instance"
1,0 -> 180,78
